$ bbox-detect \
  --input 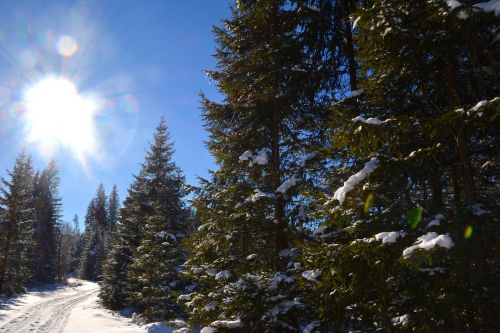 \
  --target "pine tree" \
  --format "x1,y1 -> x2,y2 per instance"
0,152 -> 36,296
32,161 -> 62,283
71,214 -> 83,273
301,1 -> 500,331
107,185 -> 119,233
78,199 -> 99,280
100,173 -> 148,309
101,119 -> 187,320
127,118 -> 187,321
180,1 -> 350,331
